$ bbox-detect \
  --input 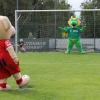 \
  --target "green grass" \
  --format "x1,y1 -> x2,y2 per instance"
1,52 -> 100,100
